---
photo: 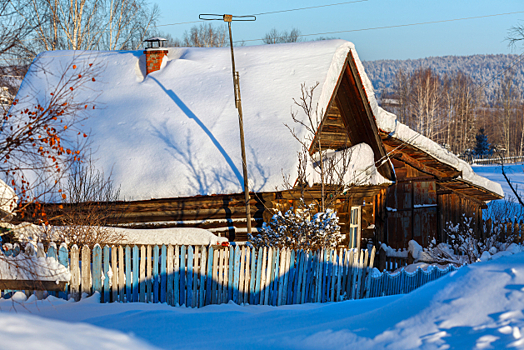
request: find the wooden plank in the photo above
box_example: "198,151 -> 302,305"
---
268,248 -> 277,306
249,247 -> 256,305
0,280 -> 67,291
233,245 -> 241,304
125,246 -> 131,302
139,246 -> 146,303
187,246 -> 193,308
199,246 -> 207,308
259,247 -> 268,305
103,245 -> 110,303
132,246 -> 139,302
153,245 -> 160,303
277,248 -> 286,306
160,245 -> 166,303
287,249 -> 295,305
47,245 -> 57,297
81,245 -> 91,297
272,248 -> 280,306
58,245 -> 69,300
301,251 -> 308,304
228,246 -> 234,302
192,246 -> 199,308
92,245 -> 103,296
70,245 -> 80,301
167,245 -> 174,306
330,249 -> 337,302
180,245 -> 186,306
174,245 -> 180,306
336,248 -> 343,302
294,250 -> 303,305
217,248 -> 224,303
238,246 -> 246,304
211,247 -> 219,304
111,245 -> 118,302
243,247 -> 251,304
254,247 -> 263,305
206,247 -> 214,306
145,245 -> 151,303
263,247 -> 271,305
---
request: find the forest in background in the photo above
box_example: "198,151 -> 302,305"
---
363,54 -> 524,157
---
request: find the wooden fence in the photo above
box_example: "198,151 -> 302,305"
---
367,264 -> 459,297
0,243 -> 458,306
467,155 -> 524,165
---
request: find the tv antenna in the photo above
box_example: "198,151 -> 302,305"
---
199,14 -> 256,236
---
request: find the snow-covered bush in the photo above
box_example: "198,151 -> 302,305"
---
249,200 -> 342,250
420,214 -> 516,264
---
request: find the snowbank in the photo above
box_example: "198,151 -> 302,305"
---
0,249 -> 70,282
114,227 -> 229,246
5,252 -> 524,348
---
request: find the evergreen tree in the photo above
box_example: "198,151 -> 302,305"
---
474,128 -> 492,156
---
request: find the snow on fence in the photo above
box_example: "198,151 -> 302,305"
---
468,155 -> 524,165
0,244 -> 457,305
367,264 -> 459,298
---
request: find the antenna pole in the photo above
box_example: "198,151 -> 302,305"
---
224,17 -> 252,236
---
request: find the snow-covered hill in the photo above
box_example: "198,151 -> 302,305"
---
363,54 -> 524,102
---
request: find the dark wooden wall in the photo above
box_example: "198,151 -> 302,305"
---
384,159 -> 485,249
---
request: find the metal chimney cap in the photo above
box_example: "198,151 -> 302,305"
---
144,37 -> 167,49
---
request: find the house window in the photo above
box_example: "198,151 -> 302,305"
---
349,206 -> 361,249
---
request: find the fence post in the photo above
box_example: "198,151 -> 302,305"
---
154,245 -> 160,304
81,245 -> 91,297
160,245 -> 166,304
111,246 -> 118,302
167,245 -> 174,306
92,245 -> 102,298
205,246 -> 213,306
103,245 -> 110,303
199,246 -> 206,308
70,245 -> 80,301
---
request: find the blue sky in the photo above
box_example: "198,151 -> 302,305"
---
153,0 -> 524,61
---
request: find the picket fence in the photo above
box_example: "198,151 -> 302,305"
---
367,264 -> 459,298
1,243 -> 458,306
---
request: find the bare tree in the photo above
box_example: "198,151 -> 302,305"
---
3,55 -> 103,220
169,23 -> 227,48
263,28 -> 301,44
13,0 -> 159,56
508,22 -> 524,48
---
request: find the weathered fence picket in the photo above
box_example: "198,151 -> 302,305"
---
0,243 -> 460,308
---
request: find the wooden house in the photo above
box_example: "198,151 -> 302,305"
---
12,40 -> 502,250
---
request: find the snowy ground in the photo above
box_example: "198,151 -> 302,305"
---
471,163 -> 524,201
3,252 -> 524,349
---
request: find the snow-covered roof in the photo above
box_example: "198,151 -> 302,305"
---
13,40 -> 387,200
308,143 -> 391,187
0,179 -> 17,216
375,108 -> 504,197
12,40 -> 500,200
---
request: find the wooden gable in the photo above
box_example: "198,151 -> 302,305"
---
310,51 -> 395,181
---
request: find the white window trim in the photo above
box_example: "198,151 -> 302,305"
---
349,206 -> 361,250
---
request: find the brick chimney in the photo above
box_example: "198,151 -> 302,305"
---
143,37 -> 168,75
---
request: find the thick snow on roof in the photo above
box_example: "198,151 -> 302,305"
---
308,143 -> 391,187
375,108 -> 503,197
14,40 -> 382,200
14,40 -> 498,200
